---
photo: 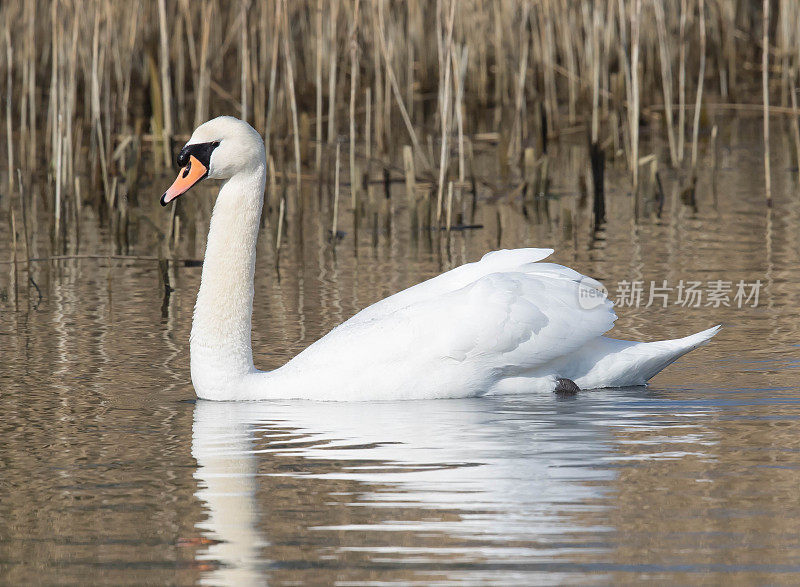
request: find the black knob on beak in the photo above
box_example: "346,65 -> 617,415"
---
177,147 -> 190,168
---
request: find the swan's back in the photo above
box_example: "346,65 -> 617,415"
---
269,249 -> 622,400
350,248 -> 589,320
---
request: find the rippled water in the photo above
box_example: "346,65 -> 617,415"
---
2,117 -> 800,584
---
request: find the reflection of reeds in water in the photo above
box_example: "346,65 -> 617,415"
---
0,0 -> 798,257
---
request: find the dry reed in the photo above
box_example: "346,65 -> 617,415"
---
0,0 -> 794,256
762,0 -> 772,205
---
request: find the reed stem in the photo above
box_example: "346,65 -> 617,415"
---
762,0 -> 772,205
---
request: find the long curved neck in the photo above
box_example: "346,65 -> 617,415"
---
190,164 -> 266,393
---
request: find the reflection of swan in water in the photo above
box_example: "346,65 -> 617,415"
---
192,395 -> 681,584
191,402 -> 266,586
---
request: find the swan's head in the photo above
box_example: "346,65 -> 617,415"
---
160,116 -> 265,206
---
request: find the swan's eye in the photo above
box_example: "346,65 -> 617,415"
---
212,141 -> 221,148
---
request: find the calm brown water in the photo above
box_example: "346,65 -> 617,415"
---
2,117 -> 800,585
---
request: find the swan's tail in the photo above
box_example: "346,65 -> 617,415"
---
668,324 -> 722,350
633,325 -> 721,381
568,325 -> 722,389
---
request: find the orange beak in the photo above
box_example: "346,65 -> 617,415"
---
160,155 -> 209,206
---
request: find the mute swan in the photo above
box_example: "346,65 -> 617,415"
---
161,116 -> 720,401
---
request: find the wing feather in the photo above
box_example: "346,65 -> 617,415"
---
288,250 -> 616,391
420,271 -> 616,374
352,248 -> 555,323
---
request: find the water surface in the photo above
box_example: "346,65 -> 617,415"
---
2,117 -> 800,584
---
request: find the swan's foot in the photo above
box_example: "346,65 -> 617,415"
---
554,377 -> 580,395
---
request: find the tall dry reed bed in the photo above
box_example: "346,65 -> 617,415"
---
0,0 -> 798,260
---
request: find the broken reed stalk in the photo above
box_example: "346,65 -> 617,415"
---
382,17 -> 393,148
255,7 -> 266,132
601,3 -> 613,121
24,2 -> 36,170
16,169 -> 30,261
9,208 -> 17,308
365,86 -> 372,203
275,195 -> 285,252
435,0 -> 456,224
762,0 -> 772,205
167,194 -> 178,253
4,21 -> 13,195
45,1 -> 54,169
508,3 -> 530,160
90,11 -> 110,202
327,0 -> 339,144
690,0 -> 706,175
263,0 -> 281,153
55,114 -> 63,240
10,208 -> 17,265
332,141 -> 341,237
543,9 -> 560,138
374,0 -> 427,169
710,123 -> 719,193
315,0 -> 323,171
65,14 -> 79,185
590,2 -> 601,147
563,5 -> 578,123
349,0 -> 361,209
653,0 -> 677,167
678,0 -> 687,162
630,0 -> 642,190
445,180 -> 453,232
157,0 -> 173,167
615,0 -> 633,172
402,144 -> 416,204
370,8 -> 384,153
240,0 -> 250,122
267,153 -> 277,210
406,1 -> 416,119
790,70 -> 800,187
452,46 -> 467,184
194,2 -> 213,129
281,0 -> 302,196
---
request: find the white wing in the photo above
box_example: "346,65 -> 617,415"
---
384,268 -> 616,376
352,248 -> 557,322
287,250 -> 616,395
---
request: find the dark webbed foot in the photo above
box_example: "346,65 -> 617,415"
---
554,377 -> 580,395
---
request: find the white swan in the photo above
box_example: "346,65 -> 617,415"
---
161,116 -> 720,401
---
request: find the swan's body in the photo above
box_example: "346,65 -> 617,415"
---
163,117 -> 719,402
